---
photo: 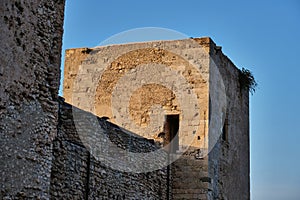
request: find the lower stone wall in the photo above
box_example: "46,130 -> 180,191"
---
89,161 -> 167,199
50,98 -> 168,199
171,154 -> 211,200
51,140 -> 89,199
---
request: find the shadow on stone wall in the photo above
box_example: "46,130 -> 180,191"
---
50,97 -> 168,199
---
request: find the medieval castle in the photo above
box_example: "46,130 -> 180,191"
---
0,1 -> 250,199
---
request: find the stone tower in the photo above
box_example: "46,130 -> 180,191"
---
63,38 -> 250,199
0,1 -> 249,198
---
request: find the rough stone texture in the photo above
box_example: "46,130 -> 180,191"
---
51,98 -> 168,199
63,38 -> 250,199
63,39 -> 210,152
171,156 -> 210,199
0,5 -> 249,197
0,0 -> 65,199
208,43 -> 250,200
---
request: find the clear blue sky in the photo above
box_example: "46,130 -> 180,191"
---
60,1 -> 300,199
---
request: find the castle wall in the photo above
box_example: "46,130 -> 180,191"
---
63,38 -> 211,152
63,38 -> 250,199
0,0 -> 249,198
0,0 -> 65,198
208,43 -> 250,199
51,98 -> 168,199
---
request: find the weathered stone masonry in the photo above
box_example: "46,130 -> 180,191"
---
63,38 -> 250,199
209,47 -> 250,200
51,97 -> 168,199
0,0 -> 65,199
63,39 -> 211,153
0,0 -> 250,199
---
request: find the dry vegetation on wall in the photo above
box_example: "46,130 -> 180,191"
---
239,67 -> 258,95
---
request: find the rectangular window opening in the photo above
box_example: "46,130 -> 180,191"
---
164,114 -> 179,153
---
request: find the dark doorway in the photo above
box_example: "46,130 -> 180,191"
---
164,114 -> 179,153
